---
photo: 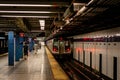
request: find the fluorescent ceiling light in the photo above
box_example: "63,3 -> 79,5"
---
31,30 -> 45,32
0,15 -> 50,18
73,3 -> 85,6
39,20 -> 45,26
41,26 -> 45,30
0,4 -> 53,7
116,33 -> 120,36
66,19 -> 70,24
0,11 -> 56,13
87,0 -> 94,6
39,20 -> 45,30
76,6 -> 86,16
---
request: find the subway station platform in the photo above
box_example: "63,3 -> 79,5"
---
0,46 -> 68,80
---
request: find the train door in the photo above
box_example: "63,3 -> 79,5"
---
59,41 -> 64,54
65,40 -> 71,53
53,39 -> 59,53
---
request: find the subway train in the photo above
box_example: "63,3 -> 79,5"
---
46,38 -> 72,58
73,27 -> 120,80
46,27 -> 120,80
0,35 -> 8,54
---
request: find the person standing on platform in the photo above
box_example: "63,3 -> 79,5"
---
24,42 -> 28,60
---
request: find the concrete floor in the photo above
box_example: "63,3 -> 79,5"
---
0,46 -> 54,80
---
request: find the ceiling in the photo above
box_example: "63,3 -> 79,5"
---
0,0 -> 73,37
0,0 -> 120,40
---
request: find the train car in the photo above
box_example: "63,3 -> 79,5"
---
0,33 -> 8,54
46,37 -> 72,58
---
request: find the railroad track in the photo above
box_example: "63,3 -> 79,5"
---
57,59 -> 102,80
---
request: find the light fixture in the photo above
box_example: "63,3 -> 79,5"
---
65,19 -> 70,25
76,6 -> 86,16
0,15 -> 50,18
41,26 -> 45,30
0,4 -> 53,7
60,26 -> 63,30
86,0 -> 94,6
0,11 -> 56,13
39,20 -> 45,30
39,20 -> 45,26
115,33 -> 120,36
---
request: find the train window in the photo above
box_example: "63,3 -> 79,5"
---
3,40 -> 5,47
53,41 -> 59,52
5,40 -> 8,47
65,41 -> 69,46
65,41 -> 70,52
4,40 -> 6,47
1,41 -> 2,48
53,41 -> 58,46
0,40 -> 1,48
5,40 -> 7,47
2,40 -> 4,48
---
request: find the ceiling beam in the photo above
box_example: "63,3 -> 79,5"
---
0,15 -> 56,18
0,13 -> 58,17
0,7 -> 66,13
0,1 -> 70,7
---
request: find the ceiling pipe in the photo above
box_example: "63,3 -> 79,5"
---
55,0 -> 95,37
45,1 -> 86,41
15,18 -> 29,32
45,0 -> 95,41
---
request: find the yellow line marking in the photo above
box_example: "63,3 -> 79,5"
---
45,47 -> 70,80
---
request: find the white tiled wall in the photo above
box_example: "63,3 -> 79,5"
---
73,27 -> 120,79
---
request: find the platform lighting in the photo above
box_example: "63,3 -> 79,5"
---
115,33 -> 120,36
76,6 -> 86,16
0,15 -> 50,18
66,19 -> 70,24
0,4 -> 53,7
0,11 -> 55,13
41,26 -> 45,30
39,20 -> 45,30
75,0 -> 94,16
60,26 -> 63,30
39,20 -> 45,26
86,0 -> 94,6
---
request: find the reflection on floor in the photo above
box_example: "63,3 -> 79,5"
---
0,46 -> 54,80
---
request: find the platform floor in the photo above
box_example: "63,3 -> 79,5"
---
0,46 -> 54,80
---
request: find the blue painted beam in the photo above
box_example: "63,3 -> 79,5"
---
8,31 -> 14,66
15,35 -> 20,61
19,36 -> 24,59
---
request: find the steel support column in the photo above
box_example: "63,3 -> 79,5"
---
19,36 -> 24,58
15,35 -> 20,61
8,31 -> 14,66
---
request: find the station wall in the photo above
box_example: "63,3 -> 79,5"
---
73,27 -> 120,80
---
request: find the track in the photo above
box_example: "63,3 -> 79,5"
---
57,59 -> 102,80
